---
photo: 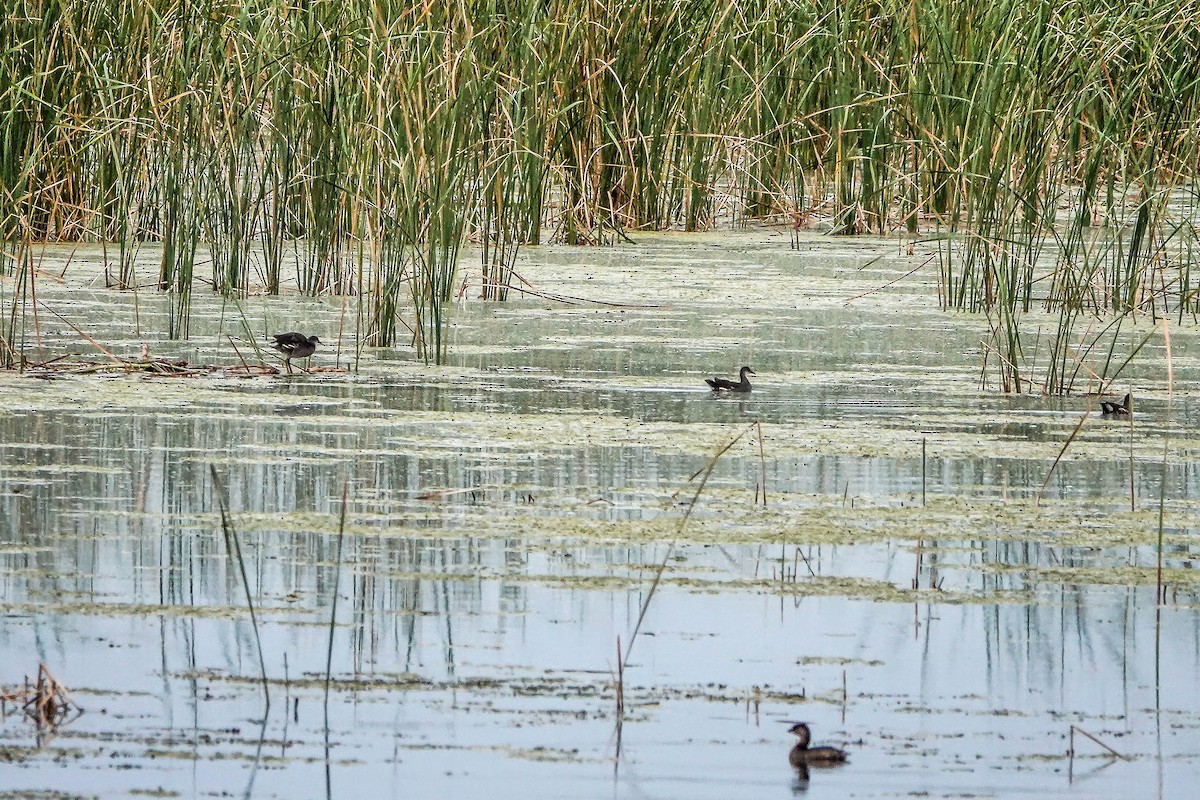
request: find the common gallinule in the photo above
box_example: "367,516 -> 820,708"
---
787,722 -> 848,767
271,332 -> 320,374
1100,392 -> 1132,417
705,365 -> 755,392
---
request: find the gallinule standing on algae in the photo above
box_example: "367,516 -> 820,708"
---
705,366 -> 755,392
787,722 -> 848,767
271,332 -> 321,374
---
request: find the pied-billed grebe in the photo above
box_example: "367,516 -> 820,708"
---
271,332 -> 321,374
787,722 -> 848,767
705,366 -> 755,393
1100,392 -> 1132,417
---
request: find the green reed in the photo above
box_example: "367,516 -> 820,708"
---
0,243 -> 31,369
3,1 -> 1199,370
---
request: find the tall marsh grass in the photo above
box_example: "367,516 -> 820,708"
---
2,1 -> 1199,376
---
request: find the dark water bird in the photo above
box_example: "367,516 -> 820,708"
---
788,722 -> 848,768
705,365 -> 755,392
270,332 -> 321,374
1100,392 -> 1132,417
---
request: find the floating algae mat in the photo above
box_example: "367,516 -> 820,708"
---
2,231 -> 1199,799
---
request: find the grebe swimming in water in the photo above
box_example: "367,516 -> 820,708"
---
787,722 -> 848,768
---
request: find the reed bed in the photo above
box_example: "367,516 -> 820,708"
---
2,1 -> 1199,379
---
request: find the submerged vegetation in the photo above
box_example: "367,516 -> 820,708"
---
2,0 -> 1199,383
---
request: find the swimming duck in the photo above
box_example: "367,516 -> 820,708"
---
787,722 -> 848,767
705,366 -> 755,392
1100,392 -> 1132,417
270,332 -> 321,374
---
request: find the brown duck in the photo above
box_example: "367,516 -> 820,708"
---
705,366 -> 754,392
788,722 -> 848,767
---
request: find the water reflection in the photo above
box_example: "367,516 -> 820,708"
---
2,235 -> 1199,799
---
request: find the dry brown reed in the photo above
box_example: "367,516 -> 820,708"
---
1,662 -> 82,730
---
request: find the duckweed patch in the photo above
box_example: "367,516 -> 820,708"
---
490,745 -> 589,763
993,563 -> 1200,590
208,492 -> 1200,559
0,601 -> 318,621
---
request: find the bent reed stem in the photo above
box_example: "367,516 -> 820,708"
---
210,465 -> 270,711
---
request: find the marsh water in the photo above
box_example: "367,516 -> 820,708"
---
2,231 -> 1199,799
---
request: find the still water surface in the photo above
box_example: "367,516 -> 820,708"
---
2,231 -> 1199,798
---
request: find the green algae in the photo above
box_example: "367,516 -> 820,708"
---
490,745 -> 589,763
128,790 -> 181,798
0,601 -> 318,620
28,485 -> 1196,618
796,656 -> 885,667
991,563 -> 1200,588
0,746 -> 36,765
203,491 -> 1200,555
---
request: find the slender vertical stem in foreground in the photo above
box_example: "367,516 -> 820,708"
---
613,635 -> 624,764
1155,322 -> 1173,604
623,425 -> 753,669
323,479 -> 350,800
324,480 -> 351,708
921,437 -> 927,506
210,466 -> 270,710
756,421 -> 768,507
1129,394 -> 1136,514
